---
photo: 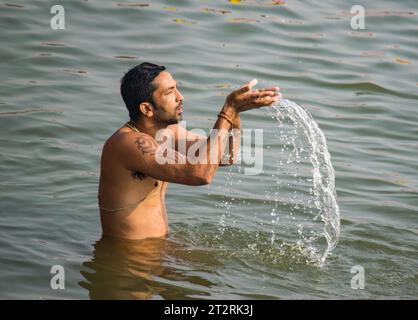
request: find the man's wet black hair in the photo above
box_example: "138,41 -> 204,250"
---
120,62 -> 166,121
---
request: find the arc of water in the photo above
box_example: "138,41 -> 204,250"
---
266,99 -> 341,263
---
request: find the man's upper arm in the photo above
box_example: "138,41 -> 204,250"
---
118,132 -> 209,186
166,123 -> 237,166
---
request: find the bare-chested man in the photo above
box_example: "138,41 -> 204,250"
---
98,62 -> 280,240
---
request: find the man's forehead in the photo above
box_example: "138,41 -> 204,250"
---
153,71 -> 176,90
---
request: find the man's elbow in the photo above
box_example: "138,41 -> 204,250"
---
195,174 -> 212,186
187,165 -> 216,186
193,169 -> 213,186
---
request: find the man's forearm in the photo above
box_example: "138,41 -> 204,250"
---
220,113 -> 241,166
194,103 -> 237,179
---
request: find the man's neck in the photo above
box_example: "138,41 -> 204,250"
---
133,120 -> 167,139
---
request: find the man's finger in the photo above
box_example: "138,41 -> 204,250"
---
249,91 -> 279,99
248,78 -> 258,89
237,78 -> 258,94
258,87 -> 280,93
237,85 -> 250,94
253,95 -> 280,106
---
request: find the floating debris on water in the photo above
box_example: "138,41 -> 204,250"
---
113,55 -> 138,60
63,69 -> 88,75
115,3 -> 150,8
173,18 -> 197,25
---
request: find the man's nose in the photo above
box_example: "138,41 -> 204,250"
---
175,89 -> 184,102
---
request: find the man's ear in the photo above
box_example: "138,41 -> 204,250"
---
139,102 -> 154,118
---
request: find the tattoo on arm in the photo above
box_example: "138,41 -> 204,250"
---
134,134 -> 187,164
134,135 -> 157,156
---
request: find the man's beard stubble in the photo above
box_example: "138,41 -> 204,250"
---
152,100 -> 182,125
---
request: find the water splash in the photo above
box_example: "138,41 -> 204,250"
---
213,98 -> 341,266
268,99 -> 341,264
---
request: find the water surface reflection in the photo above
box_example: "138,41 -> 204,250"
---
79,236 -> 216,299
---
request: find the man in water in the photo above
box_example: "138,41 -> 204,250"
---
98,62 -> 280,240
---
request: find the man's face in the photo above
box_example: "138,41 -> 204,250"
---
150,71 -> 184,125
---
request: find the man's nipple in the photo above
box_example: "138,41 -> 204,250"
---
155,181 -> 158,187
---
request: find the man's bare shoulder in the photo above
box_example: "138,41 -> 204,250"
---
104,127 -> 158,158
